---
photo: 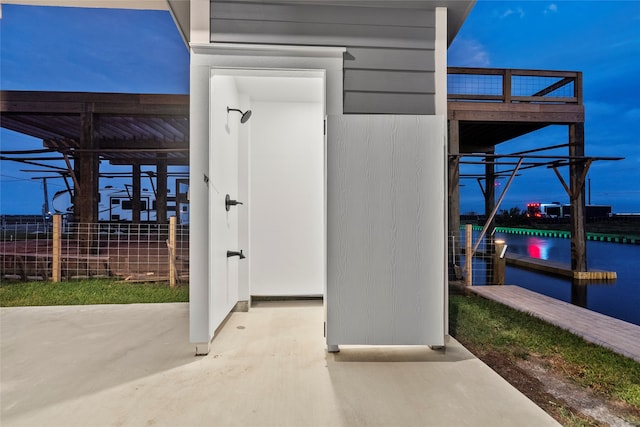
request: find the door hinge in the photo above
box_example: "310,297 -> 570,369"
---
324,321 -> 326,338
324,119 -> 326,136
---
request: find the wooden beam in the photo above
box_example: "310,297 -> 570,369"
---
552,166 -> 571,197
569,123 -> 587,272
449,102 -> 584,123
76,107 -> 99,224
132,164 -> 141,224
448,119 -> 461,280
1,90 -> 188,114
532,77 -> 574,97
156,155 -> 168,224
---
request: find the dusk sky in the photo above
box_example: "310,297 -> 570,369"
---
1,1 -> 639,215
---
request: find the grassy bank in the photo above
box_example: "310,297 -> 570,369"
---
0,279 -> 189,307
450,293 -> 640,424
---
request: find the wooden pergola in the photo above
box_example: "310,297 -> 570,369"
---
446,67 -> 611,274
0,90 -> 189,225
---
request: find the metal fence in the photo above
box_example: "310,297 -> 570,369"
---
0,217 -> 188,284
447,67 -> 581,104
450,224 -> 506,286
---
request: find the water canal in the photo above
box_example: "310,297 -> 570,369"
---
494,232 -> 640,326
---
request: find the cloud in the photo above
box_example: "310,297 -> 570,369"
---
544,4 -> 558,14
447,37 -> 491,68
501,7 -> 525,19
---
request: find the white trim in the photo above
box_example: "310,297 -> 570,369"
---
190,43 -> 346,58
434,7 -> 448,116
190,0 -> 209,44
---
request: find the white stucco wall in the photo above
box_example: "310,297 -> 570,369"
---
248,100 -> 324,296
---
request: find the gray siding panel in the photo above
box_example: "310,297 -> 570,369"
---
212,2 -> 435,27
345,47 -> 435,72
344,69 -> 434,94
345,92 -> 436,115
211,19 -> 435,49
211,1 -> 437,114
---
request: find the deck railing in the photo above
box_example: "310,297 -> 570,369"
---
448,67 -> 583,104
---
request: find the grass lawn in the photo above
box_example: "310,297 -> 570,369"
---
0,279 -> 188,307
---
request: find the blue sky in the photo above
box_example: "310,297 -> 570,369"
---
0,4 -> 189,215
449,1 -> 640,214
1,1 -> 639,215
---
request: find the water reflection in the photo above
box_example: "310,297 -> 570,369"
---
571,280 -> 587,308
527,237 -> 551,260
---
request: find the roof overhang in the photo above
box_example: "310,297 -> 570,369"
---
0,0 -> 190,46
1,0 -> 475,47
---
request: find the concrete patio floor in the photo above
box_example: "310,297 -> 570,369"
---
1,300 -> 559,426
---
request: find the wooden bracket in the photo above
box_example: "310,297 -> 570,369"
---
62,152 -> 80,194
448,156 -> 460,197
552,159 -> 593,201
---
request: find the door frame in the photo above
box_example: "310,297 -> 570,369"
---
189,43 -> 345,353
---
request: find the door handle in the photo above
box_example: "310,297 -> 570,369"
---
225,194 -> 243,211
227,250 -> 246,259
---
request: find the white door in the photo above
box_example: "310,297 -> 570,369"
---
326,115 -> 447,348
209,75 -> 242,331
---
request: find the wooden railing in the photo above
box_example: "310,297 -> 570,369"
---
448,67 -> 583,105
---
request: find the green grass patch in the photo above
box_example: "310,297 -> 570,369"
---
0,279 -> 188,307
449,293 -> 640,409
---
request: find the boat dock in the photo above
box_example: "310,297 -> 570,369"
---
505,253 -> 617,280
470,285 -> 640,363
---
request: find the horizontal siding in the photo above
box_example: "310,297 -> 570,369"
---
211,1 -> 437,114
345,47 -> 435,72
212,2 -> 435,27
211,19 -> 435,49
344,70 -> 434,94
344,92 -> 436,115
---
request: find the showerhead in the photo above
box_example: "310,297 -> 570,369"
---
227,107 -> 252,124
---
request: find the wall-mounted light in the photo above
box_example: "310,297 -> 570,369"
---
227,107 -> 252,124
495,239 -> 508,259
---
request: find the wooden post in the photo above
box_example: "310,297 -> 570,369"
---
448,120 -> 461,280
569,123 -> 587,272
503,69 -> 512,103
132,163 -> 141,224
77,107 -> 99,225
485,149 -> 496,240
493,239 -> 507,285
465,224 -> 473,286
156,155 -> 168,224
52,214 -> 62,283
168,216 -> 177,288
